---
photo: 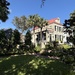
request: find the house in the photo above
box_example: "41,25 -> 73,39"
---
31,18 -> 68,48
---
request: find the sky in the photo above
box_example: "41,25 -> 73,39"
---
0,0 -> 75,29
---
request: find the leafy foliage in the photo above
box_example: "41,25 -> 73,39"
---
0,0 -> 10,22
12,16 -> 28,33
13,29 -> 20,45
63,11 -> 75,68
27,14 -> 48,48
0,29 -> 7,54
25,30 -> 32,45
0,29 -> 21,55
34,45 -> 41,53
64,10 -> 75,46
60,48 -> 75,65
45,42 -> 54,50
25,30 -> 34,51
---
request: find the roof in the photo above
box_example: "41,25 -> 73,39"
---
48,18 -> 58,24
33,18 -> 62,30
48,18 -> 62,25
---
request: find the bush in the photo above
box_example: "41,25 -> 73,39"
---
45,42 -> 54,50
34,45 -> 41,53
60,48 -> 75,65
61,44 -> 71,49
53,41 -> 59,47
44,42 -> 63,56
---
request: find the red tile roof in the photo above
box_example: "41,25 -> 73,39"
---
48,18 -> 58,24
48,18 -> 62,25
33,18 -> 62,30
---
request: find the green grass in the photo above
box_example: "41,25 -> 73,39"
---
60,44 -> 71,49
0,55 -> 75,75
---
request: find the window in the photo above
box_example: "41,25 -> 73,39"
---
42,31 -> 46,40
59,35 -> 61,41
57,26 -> 59,32
55,26 -> 56,31
36,32 -> 40,42
61,27 -> 63,32
59,27 -> 61,32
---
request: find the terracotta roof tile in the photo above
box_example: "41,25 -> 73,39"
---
48,18 -> 58,24
48,18 -> 62,25
33,18 -> 62,30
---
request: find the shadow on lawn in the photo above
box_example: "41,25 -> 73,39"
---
0,55 -> 73,75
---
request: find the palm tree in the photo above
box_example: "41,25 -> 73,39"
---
27,14 -> 40,46
27,14 -> 48,48
37,18 -> 48,48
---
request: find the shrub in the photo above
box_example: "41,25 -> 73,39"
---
60,48 -> 75,65
45,42 -> 54,50
34,45 -> 41,53
53,41 -> 59,48
61,44 -> 71,49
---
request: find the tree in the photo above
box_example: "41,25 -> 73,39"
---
27,14 -> 48,48
63,10 -> 75,65
0,0 -> 10,22
27,14 -> 40,46
12,16 -> 28,33
12,29 -> 20,45
5,28 -> 12,40
4,28 -> 13,54
13,14 -> 48,49
0,29 -> 7,54
11,29 -> 21,53
25,30 -> 32,50
37,17 -> 48,48
64,10 -> 75,46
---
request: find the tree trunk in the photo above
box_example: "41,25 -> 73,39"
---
33,29 -> 35,47
40,27 -> 43,49
33,26 -> 36,47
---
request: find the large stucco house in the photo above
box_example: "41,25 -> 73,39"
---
31,18 -> 68,48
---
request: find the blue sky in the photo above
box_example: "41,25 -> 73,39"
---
0,0 -> 75,29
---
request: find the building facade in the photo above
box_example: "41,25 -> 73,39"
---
31,18 -> 68,48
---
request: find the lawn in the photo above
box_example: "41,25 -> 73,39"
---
61,44 -> 71,49
0,55 -> 75,75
